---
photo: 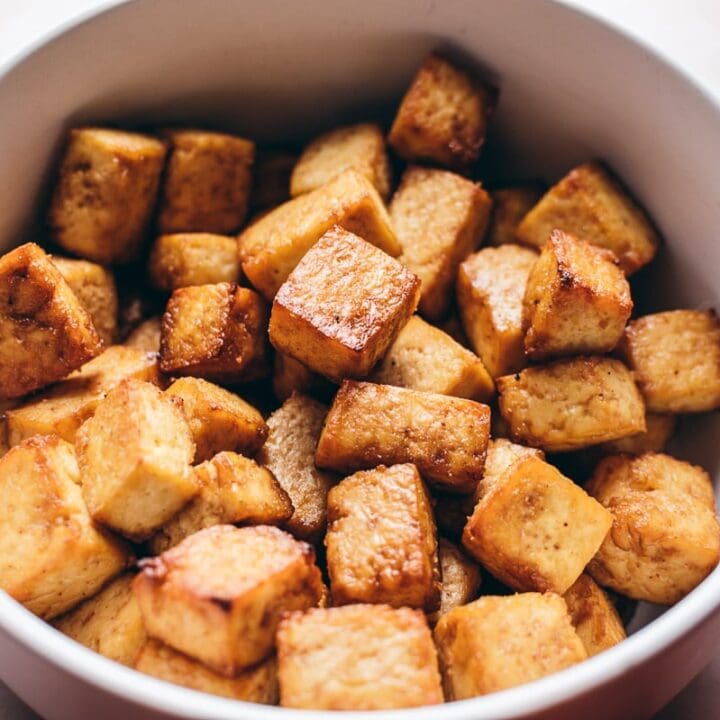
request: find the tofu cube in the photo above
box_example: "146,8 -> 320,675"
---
160,283 -> 268,383
269,227 -> 420,382
157,129 -> 254,234
486,183 -> 544,246
522,230 -> 632,359
462,455 -> 612,593
0,243 -> 102,398
475,437 -> 544,502
0,435 -> 129,619
272,352 -> 331,403
133,524 -> 323,675
388,53 -> 494,169
586,453 -> 720,604
239,168 -> 400,299
316,380 -> 491,493
48,128 -> 166,264
428,538 -> 482,624
515,161 -> 659,275
290,123 -> 391,200
124,316 -> 162,353
600,412 -> 676,455
434,593 -> 586,698
620,309 -> 720,413
326,463 -> 440,610
277,604 -> 443,710
497,356 -> 646,451
457,244 -> 538,378
251,149 -> 295,212
390,166 -> 493,320
76,379 -> 197,541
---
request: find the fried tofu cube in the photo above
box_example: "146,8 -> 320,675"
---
149,233 -> 240,291
475,437 -> 544,501
522,230 -> 632,359
136,640 -> 278,703
515,161 -> 659,274
239,168 -> 400,299
291,123 -> 391,200
272,352 -> 331,402
0,435 -> 129,619
277,604 -> 443,710
497,356 -> 646,451
371,315 -> 494,401
586,453 -> 720,604
157,129 -> 254,234
316,380 -> 490,493
76,379 -> 197,541
160,283 -> 268,383
486,183 -> 544,246
620,309 -> 720,413
434,593 -> 586,698
600,412 -> 676,455
457,244 -> 538,378
133,524 -> 323,675
563,574 -> 626,657
54,574 -> 145,666
388,53 -> 494,169
0,243 -> 102,398
258,393 -> 336,543
124,316 -> 162,352
390,166 -> 492,320
269,227 -> 420,382
51,256 -> 118,344
326,464 -> 440,610
48,128 -> 166,264
6,345 -> 162,446
251,149 -> 296,212
428,539 -> 482,624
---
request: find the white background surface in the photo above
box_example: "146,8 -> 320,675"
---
0,0 -> 718,718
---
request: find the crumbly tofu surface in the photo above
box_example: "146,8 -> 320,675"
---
48,128 -> 166,264
0,243 -> 102,398
474,438 -> 545,502
390,166 -> 492,320
133,524 -> 323,675
428,538 -> 482,624
277,604 -> 443,710
620,309 -> 720,413
457,244 -> 538,378
586,453 -> 720,604
316,380 -> 491,493
487,184 -> 544,246
269,227 -> 420,382
123,316 -> 162,353
0,435 -> 128,619
600,412 -> 676,455
326,464 -> 441,610
497,356 -> 646,451
272,352 -> 330,403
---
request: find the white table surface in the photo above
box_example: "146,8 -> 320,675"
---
0,1 -> 719,718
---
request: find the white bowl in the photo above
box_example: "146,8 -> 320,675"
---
1,1 -> 720,718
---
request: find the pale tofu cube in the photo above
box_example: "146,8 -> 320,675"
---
428,538 -> 482,624
600,412 -> 676,455
123,316 -> 162,353
486,183 -> 544,246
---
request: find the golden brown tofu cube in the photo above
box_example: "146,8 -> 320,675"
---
239,168 -> 400,299
277,604 -> 443,710
291,123 -> 391,200
157,129 -> 254,234
272,352 -> 331,403
475,438 -> 545,501
390,166 -> 493,320
463,455 -> 612,593
371,315 -> 494,401
48,128 -> 167,264
522,230 -> 632,359
149,451 -> 292,554
124,316 -> 162,352
251,149 -> 296,212
0,243 -> 102,398
434,593 -> 586,698
586,453 -> 720,604
160,283 -> 268,383
486,183 -> 544,246
563,574 -> 626,657
326,464 -> 440,610
457,244 -> 538,378
497,356 -> 646,452
428,538 -> 482,624
136,639 -> 278,703
600,412 -> 676,455
269,227 -> 420,382
620,309 -> 720,413
76,379 -> 197,541
0,435 -> 129,619
515,161 -> 659,275
133,524 -> 323,675
317,380 -> 490,493
54,574 -> 145,666
51,256 -> 118,344
258,393 -> 336,543
388,53 -> 494,169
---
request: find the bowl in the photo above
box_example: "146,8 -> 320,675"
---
1,1 -> 720,718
